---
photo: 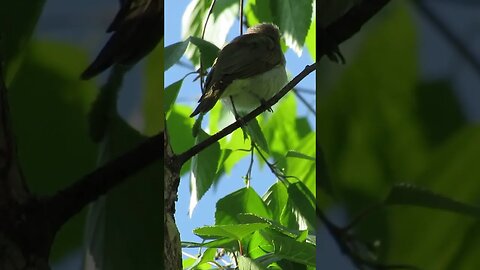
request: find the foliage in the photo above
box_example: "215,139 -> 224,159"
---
319,2 -> 480,269
166,0 -> 316,269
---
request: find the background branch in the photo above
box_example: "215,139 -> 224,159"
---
45,132 -> 163,229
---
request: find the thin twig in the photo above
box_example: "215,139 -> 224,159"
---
239,0 -> 244,35
200,0 -> 217,92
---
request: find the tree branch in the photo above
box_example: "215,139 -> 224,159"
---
0,57 -> 30,207
175,63 -> 317,167
45,132 -> 163,229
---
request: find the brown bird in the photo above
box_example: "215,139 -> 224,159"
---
190,23 -> 287,117
81,0 -> 163,79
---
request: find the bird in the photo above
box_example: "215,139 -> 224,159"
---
190,23 -> 288,118
81,0 -> 164,80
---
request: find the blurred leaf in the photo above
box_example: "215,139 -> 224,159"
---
182,0 -> 237,66
144,40 -> 164,135
216,188 -> 272,225
83,117 -> 163,270
319,3 -> 424,208
271,0 -> 313,56
8,41 -> 97,260
189,129 -> 221,216
164,40 -> 189,71
194,223 -> 269,240
0,0 -> 45,82
376,126 -> 480,269
414,80 -> 465,147
385,183 -> 480,218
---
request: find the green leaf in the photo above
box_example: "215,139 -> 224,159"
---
261,230 -> 315,266
186,247 -> 218,269
143,40 -> 164,135
216,188 -> 272,225
286,150 -> 315,161
271,0 -> 313,56
8,41 -> 97,260
190,129 -> 221,215
263,94 -> 300,158
238,255 -> 268,270
0,0 -> 45,82
245,0 -> 274,26
84,117 -> 163,270
164,79 -> 184,115
182,0 -> 237,66
164,40 -> 189,71
188,36 -> 220,69
304,17 -> 315,60
386,184 -> 480,218
262,182 -> 293,227
245,117 -> 270,154
286,133 -> 316,195
194,223 -> 269,240
287,182 -> 316,232
167,105 -> 195,153
318,2 -> 423,208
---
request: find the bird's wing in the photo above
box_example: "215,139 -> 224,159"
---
211,33 -> 283,85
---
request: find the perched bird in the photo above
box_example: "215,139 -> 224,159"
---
190,23 -> 288,118
81,0 -> 164,79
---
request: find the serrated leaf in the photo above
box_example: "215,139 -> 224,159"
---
216,188 -> 272,225
271,0 -> 313,56
385,183 -> 480,218
194,223 -> 269,240
261,230 -> 315,266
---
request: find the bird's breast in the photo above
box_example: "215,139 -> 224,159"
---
220,64 -> 288,114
